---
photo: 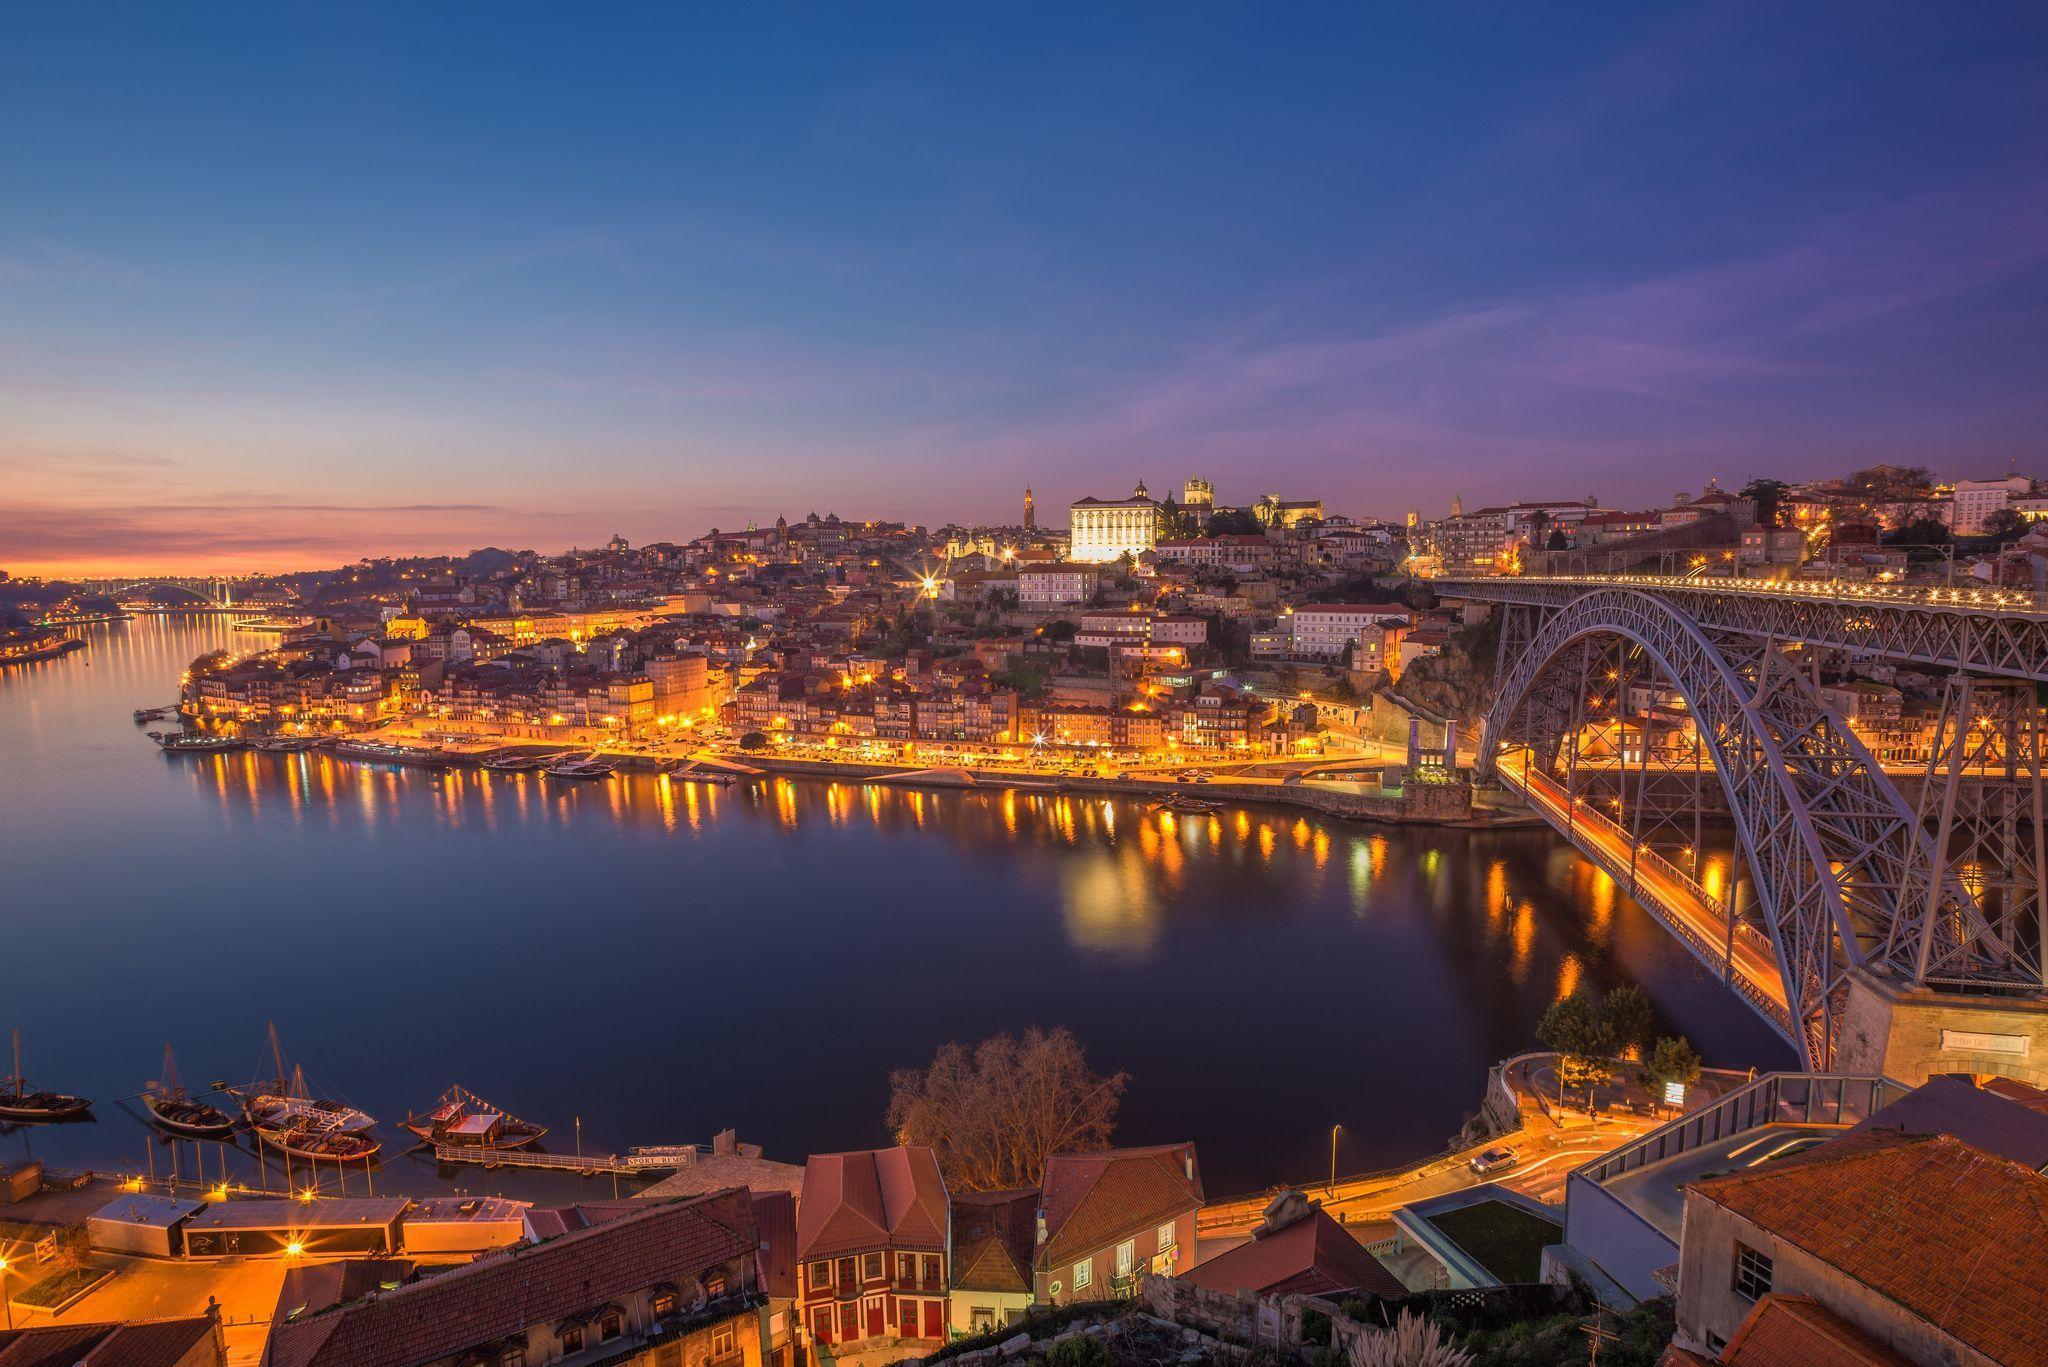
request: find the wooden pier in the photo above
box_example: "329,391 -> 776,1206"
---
430,1144 -> 693,1176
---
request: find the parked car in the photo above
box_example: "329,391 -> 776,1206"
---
1468,1146 -> 1518,1176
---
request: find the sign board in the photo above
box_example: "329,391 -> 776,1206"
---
1663,1082 -> 1687,1107
34,1234 -> 57,1265
1941,1030 -> 2029,1056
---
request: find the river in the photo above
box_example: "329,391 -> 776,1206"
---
0,616 -> 1793,1200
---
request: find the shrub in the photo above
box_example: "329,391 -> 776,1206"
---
1047,1335 -> 1113,1367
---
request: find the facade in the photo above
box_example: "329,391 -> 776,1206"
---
795,1147 -> 952,1353
1951,475 -> 2031,535
1069,482 -> 1163,563
1286,604 -> 1411,660
1034,1144 -> 1204,1304
263,1189 -> 770,1367
948,1188 -> 1038,1336
1016,564 -> 1099,609
1151,536 -> 1276,572
1671,1130 -> 2046,1365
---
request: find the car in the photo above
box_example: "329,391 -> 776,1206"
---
1468,1146 -> 1517,1176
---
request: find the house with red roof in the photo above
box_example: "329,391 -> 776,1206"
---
794,1147 -> 951,1351
0,1316 -> 223,1367
1179,1191 -> 1403,1301
947,1188 -> 1038,1337
263,1189 -> 768,1367
1034,1143 -> 1203,1305
1671,1129 -> 2048,1366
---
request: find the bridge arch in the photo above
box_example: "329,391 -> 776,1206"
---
1479,589 -> 1999,1068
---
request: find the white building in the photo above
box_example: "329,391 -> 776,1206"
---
1951,476 -> 2031,535
1286,604 -> 1412,659
1016,563 -> 1098,609
1069,481 -> 1163,563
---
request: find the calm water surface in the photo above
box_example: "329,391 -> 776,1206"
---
0,617 -> 1793,1197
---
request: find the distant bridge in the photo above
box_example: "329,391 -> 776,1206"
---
74,576 -> 238,609
1440,573 -> 2048,1081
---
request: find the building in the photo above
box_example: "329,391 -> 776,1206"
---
1034,1143 -> 1204,1303
1286,604 -> 1411,660
1069,482 -> 1163,563
949,1188 -> 1038,1336
1671,1130 -> 2048,1365
1952,475 -> 2031,535
1179,1191 -> 1404,1300
1023,486 -> 1036,530
264,1189 -> 769,1367
0,1316 -> 225,1367
1015,563 -> 1099,609
1182,476 -> 1214,510
795,1147 -> 952,1352
1151,536 -> 1276,573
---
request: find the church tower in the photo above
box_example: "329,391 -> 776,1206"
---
1023,487 -> 1036,530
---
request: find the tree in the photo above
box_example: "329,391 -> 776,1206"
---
1537,990 -> 1617,1109
1740,478 -> 1789,528
1347,1310 -> 1471,1367
1546,528 -> 1569,551
1844,464 -> 1932,503
887,1027 -> 1128,1191
1644,1036 -> 1703,1097
1600,984 -> 1656,1060
738,730 -> 769,750
1889,516 -> 1953,547
1981,508 -> 2028,544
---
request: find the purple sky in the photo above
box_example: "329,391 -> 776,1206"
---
5,3 -> 2047,574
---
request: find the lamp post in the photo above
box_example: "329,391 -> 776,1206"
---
1328,1125 -> 1342,1195
0,1252 -> 12,1331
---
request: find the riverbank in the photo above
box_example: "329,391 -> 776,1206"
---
0,635 -> 86,667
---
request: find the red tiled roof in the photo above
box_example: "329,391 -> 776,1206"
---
0,1317 -> 217,1367
1692,1132 -> 2048,1367
1717,1295 -> 1910,1366
1039,1144 -> 1203,1270
752,1190 -> 800,1299
950,1188 -> 1038,1294
265,1189 -> 758,1367
795,1147 -> 949,1261
1180,1206 -> 1404,1300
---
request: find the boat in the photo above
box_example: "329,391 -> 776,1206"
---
544,756 -> 616,780
402,1084 -> 548,1150
1157,795 -> 1223,815
480,751 -> 547,773
0,1028 -> 93,1122
143,1044 -> 236,1138
237,1024 -> 376,1133
148,731 -> 248,754
253,735 -> 321,753
254,1119 -> 382,1162
330,738 -> 449,767
133,705 -> 176,724
665,765 -> 736,785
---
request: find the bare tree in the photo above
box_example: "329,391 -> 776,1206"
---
887,1027 -> 1128,1191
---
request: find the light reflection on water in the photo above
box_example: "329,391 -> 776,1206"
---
0,616 -> 1796,1193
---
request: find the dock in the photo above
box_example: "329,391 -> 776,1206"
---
430,1144 -> 691,1176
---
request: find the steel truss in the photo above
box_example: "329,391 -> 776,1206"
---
1480,590 -> 2010,1067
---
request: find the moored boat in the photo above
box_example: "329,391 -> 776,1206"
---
143,1043 -> 236,1138
254,1119 -> 381,1162
253,735 -> 321,753
1157,795 -> 1223,814
667,766 -> 737,785
330,738 -> 449,767
480,751 -> 547,773
544,756 -> 615,780
237,1024 -> 376,1133
402,1084 -> 548,1150
0,1028 -> 93,1122
149,731 -> 248,754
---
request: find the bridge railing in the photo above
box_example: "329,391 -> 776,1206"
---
1449,571 -> 2048,616
1497,760 -> 1789,1031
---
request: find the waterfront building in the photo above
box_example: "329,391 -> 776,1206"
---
1069,482 -> 1163,563
1034,1144 -> 1203,1303
795,1147 -> 952,1351
264,1189 -> 769,1367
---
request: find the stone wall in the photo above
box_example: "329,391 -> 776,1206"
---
1837,967 -> 2048,1088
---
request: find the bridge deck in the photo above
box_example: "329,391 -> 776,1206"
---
1496,751 -> 1793,1038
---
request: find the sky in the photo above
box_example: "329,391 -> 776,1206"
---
4,3 -> 2047,575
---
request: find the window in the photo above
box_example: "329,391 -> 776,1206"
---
653,1291 -> 679,1318
706,1272 -> 728,1298
599,1313 -> 622,1343
1732,1243 -> 1773,1302
809,1261 -> 833,1290
923,1254 -> 942,1286
1115,1240 -> 1135,1276
863,1252 -> 884,1281
1073,1259 -> 1092,1290
561,1327 -> 584,1354
971,1308 -> 996,1333
499,1349 -> 525,1367
712,1327 -> 737,1359
899,1253 -> 916,1281
1156,1222 -> 1176,1252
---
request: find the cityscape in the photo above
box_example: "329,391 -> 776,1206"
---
4,7 -> 2048,1367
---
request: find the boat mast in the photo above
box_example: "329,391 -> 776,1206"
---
7,1027 -> 18,1090
267,1020 -> 287,1089
162,1042 -> 182,1096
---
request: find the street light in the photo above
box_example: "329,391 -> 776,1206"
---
1328,1124 -> 1342,1195
0,1253 -> 11,1330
